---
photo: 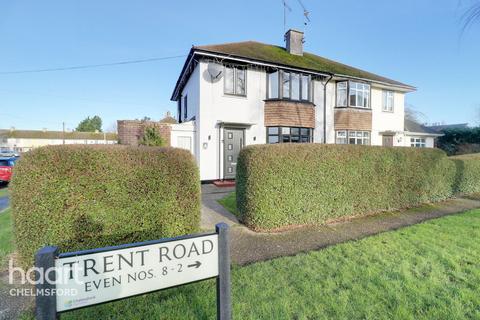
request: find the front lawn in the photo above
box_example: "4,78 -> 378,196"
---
0,208 -> 13,266
218,192 -> 240,219
54,209 -> 480,320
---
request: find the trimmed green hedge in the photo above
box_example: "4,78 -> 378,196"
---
451,153 -> 480,194
11,145 -> 200,268
237,144 -> 456,230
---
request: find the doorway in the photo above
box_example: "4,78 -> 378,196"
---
382,135 -> 394,147
223,128 -> 244,179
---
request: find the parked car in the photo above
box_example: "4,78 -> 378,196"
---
0,156 -> 17,184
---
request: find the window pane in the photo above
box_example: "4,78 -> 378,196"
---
268,135 -> 279,144
349,88 -> 357,106
268,72 -> 279,99
283,72 -> 290,98
363,89 -> 369,108
337,82 -> 347,106
268,127 -> 279,135
291,128 -> 300,135
224,67 -> 234,94
291,135 -> 300,143
236,68 -> 246,95
291,73 -> 300,100
282,135 -> 291,143
282,127 -> 290,135
301,128 -> 309,135
301,136 -> 310,142
301,75 -> 309,100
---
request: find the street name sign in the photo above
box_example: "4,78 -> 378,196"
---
35,223 -> 231,320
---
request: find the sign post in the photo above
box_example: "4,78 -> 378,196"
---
34,223 -> 231,320
216,223 -> 231,320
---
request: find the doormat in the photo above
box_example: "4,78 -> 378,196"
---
213,180 -> 236,187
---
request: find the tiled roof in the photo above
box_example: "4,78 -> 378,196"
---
404,119 -> 441,135
194,41 -> 415,89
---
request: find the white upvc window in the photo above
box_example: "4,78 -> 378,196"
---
336,130 -> 370,145
336,81 -> 370,108
224,65 -> 246,96
336,82 -> 348,107
335,130 -> 347,144
349,82 -> 370,108
411,137 -> 426,148
382,90 -> 394,112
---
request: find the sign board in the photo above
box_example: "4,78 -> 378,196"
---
35,223 -> 231,320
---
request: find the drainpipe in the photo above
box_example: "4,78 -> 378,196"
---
323,75 -> 333,144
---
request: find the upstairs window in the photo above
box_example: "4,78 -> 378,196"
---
224,65 -> 246,96
336,81 -> 371,108
382,90 -> 394,112
183,95 -> 188,120
336,82 -> 348,107
268,72 -> 279,99
267,70 -> 311,101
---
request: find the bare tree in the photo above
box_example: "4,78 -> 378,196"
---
405,104 -> 428,124
463,1 -> 480,30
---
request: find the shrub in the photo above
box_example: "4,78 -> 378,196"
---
237,144 -> 456,231
140,127 -> 166,147
11,145 -> 200,268
451,153 -> 480,194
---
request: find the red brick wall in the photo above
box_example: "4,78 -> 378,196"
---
117,120 -> 171,146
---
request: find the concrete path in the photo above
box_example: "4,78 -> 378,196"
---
200,184 -> 238,230
0,196 -> 9,213
200,185 -> 480,266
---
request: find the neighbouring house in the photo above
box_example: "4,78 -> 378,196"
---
0,128 -> 117,153
404,119 -> 443,148
167,29 -> 439,181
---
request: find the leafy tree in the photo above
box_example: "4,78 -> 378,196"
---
139,127 -> 165,147
76,116 -> 103,132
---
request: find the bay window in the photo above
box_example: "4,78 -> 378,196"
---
336,81 -> 371,108
336,130 -> 370,145
267,70 -> 311,101
268,71 -> 279,99
267,126 -> 312,144
224,65 -> 246,96
382,90 -> 394,112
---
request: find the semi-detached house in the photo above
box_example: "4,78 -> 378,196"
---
171,29 -> 440,181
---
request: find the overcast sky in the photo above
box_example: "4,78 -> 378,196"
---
0,0 -> 479,131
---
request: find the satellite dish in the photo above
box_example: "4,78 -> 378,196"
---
207,62 -> 223,79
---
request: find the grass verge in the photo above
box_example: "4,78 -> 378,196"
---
217,192 -> 240,219
0,208 -> 13,267
45,209 -> 480,320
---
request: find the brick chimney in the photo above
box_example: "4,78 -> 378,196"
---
285,29 -> 304,56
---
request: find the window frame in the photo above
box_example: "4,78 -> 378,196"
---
183,95 -> 188,120
382,90 -> 395,112
223,65 -> 247,97
267,70 -> 311,102
410,137 -> 426,148
335,130 -> 370,145
267,126 -> 313,144
336,81 -> 371,109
